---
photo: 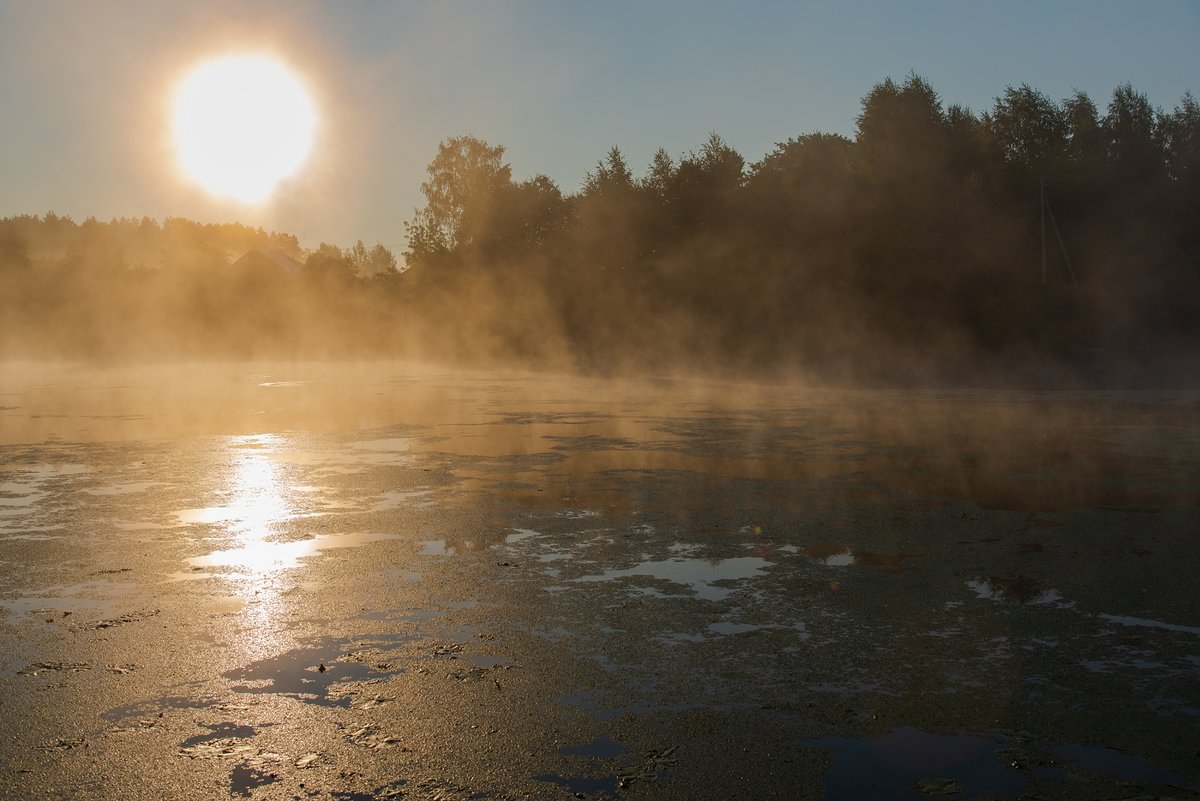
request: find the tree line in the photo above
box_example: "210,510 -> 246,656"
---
0,214 -> 401,358
400,75 -> 1200,380
2,75 -> 1197,382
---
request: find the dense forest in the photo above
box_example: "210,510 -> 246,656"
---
3,75 -> 1198,383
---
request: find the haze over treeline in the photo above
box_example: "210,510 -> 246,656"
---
3,75 -> 1198,382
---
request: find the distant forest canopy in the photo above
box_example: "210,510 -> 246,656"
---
2,75 -> 1198,381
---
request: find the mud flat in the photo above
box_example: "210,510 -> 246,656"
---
1,362 -> 1198,799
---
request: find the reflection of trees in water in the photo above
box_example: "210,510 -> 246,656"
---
971,575 -> 1058,604
441,527 -> 510,554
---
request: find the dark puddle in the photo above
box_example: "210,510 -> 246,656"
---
223,635 -> 413,707
180,722 -> 258,747
801,727 -> 1026,800
561,736 -> 630,759
102,694 -> 216,724
533,772 -> 621,799
231,764 -> 278,797
1048,743 -> 1198,790
563,691 -> 628,722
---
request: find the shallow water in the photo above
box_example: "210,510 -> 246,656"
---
1,361 -> 1198,799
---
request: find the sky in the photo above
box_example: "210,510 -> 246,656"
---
1,0 -> 1198,254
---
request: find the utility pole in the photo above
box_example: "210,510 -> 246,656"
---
1044,200 -> 1079,288
1039,177 -> 1079,288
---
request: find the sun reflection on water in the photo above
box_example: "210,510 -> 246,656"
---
178,434 -> 293,547
178,434 -> 302,590
178,434 -> 398,602
172,434 -> 303,655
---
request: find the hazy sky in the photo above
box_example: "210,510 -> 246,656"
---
1,1 -> 1197,253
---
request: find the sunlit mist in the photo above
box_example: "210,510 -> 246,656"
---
171,54 -> 317,203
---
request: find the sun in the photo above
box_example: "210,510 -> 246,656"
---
171,54 -> 318,204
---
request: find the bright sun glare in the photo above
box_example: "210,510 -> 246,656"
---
172,54 -> 317,204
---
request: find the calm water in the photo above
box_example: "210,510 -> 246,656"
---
1,362 -> 1198,799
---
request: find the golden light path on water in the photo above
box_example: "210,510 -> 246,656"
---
176,433 -> 398,654
180,434 -> 295,573
176,434 -> 300,647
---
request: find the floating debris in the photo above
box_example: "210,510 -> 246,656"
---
77,608 -> 160,631
354,693 -> 393,710
104,663 -> 138,674
343,724 -> 403,750
39,737 -> 87,750
294,752 -> 320,769
617,745 -> 679,788
333,780 -> 409,800
108,718 -> 158,734
179,738 -> 286,766
915,777 -> 967,795
410,779 -> 472,800
19,661 -> 93,675
214,702 -> 253,712
448,667 -> 490,682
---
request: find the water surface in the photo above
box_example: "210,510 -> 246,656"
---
1,362 -> 1198,799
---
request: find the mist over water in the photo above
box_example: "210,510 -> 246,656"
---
3,75 -> 1199,386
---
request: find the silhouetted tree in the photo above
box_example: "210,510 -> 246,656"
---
493,175 -> 570,254
1063,90 -> 1105,179
671,133 -> 744,234
640,148 -> 676,207
404,135 -> 514,263
854,74 -> 947,185
1103,84 -> 1164,193
746,132 -> 854,244
582,146 -> 635,198
987,84 -> 1068,185
574,146 -> 642,272
305,242 -> 357,285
